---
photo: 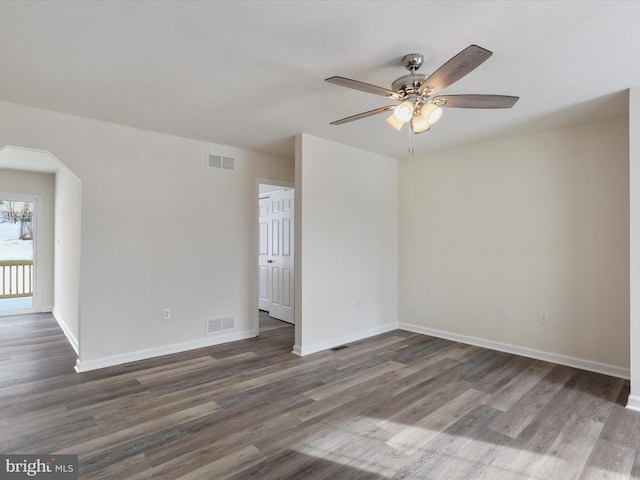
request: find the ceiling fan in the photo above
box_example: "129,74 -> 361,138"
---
325,45 -> 519,135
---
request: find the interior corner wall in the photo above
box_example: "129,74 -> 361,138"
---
53,166 -> 81,351
399,116 -> 630,374
629,88 -> 640,410
296,133 -> 398,355
0,168 -> 54,311
294,134 -> 303,351
0,100 -> 294,370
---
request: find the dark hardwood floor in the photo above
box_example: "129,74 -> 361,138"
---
1,312 -> 639,479
258,309 -> 292,333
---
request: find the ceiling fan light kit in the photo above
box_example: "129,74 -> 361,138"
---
421,103 -> 444,124
386,113 -> 404,131
410,107 -> 432,133
393,100 -> 414,123
325,45 -> 519,151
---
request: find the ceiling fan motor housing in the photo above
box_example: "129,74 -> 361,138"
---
391,73 -> 428,97
394,54 -> 434,98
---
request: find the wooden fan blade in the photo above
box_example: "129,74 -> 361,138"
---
418,45 -> 493,96
433,94 -> 519,109
330,105 -> 396,125
325,76 -> 402,100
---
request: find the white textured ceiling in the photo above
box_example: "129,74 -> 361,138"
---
0,0 -> 638,160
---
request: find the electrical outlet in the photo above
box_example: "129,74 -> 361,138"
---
500,307 -> 510,319
163,307 -> 171,320
539,311 -> 549,325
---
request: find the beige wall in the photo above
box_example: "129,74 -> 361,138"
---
629,89 -> 640,409
0,98 -> 630,377
0,167 -> 54,311
295,134 -> 398,354
399,116 -> 629,371
53,166 -> 81,351
0,100 -> 294,369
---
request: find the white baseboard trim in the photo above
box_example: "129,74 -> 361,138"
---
399,322 -> 630,380
626,394 -> 640,412
75,329 -> 256,373
37,306 -> 53,313
52,307 -> 79,355
71,316 -> 630,379
295,322 -> 398,357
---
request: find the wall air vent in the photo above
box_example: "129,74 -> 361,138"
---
206,316 -> 235,335
331,345 -> 349,351
206,318 -> 221,334
208,153 -> 235,171
220,316 -> 234,330
222,156 -> 235,171
208,154 -> 222,169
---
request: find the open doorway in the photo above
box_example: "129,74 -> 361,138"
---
0,197 -> 35,313
257,181 -> 294,334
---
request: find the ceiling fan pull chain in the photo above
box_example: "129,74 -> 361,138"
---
409,126 -> 415,156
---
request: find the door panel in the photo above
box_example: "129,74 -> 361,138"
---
272,219 -> 279,255
259,266 -> 268,303
283,218 -> 291,256
272,268 -> 280,304
267,189 -> 294,323
282,268 -> 292,308
259,222 -> 268,255
258,198 -> 271,311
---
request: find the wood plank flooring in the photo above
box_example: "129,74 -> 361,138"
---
1,312 -> 640,479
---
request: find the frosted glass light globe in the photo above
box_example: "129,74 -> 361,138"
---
421,104 -> 443,125
411,112 -> 431,133
393,100 -> 414,123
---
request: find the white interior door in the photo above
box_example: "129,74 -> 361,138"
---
258,197 -> 271,311
258,188 -> 294,324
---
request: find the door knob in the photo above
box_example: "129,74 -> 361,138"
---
267,260 -> 274,264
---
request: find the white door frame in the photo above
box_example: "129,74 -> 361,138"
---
255,178 -> 295,334
0,192 -> 40,315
